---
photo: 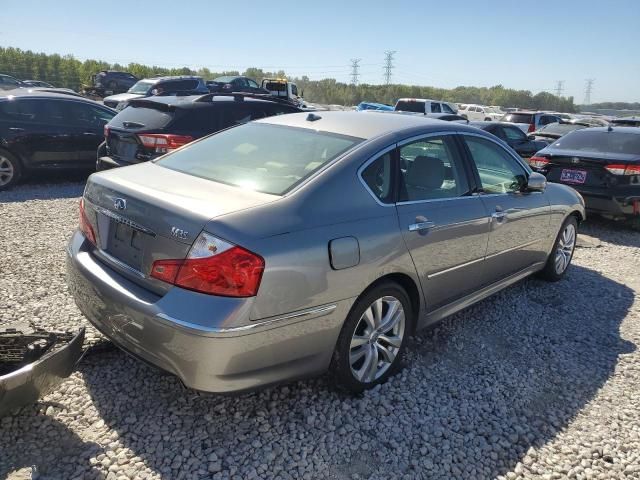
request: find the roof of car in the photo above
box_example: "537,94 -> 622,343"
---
145,75 -> 203,82
0,88 -> 107,105
570,126 -> 640,134
128,93 -> 299,109
256,110 -> 477,139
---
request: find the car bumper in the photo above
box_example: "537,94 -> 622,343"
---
576,191 -> 640,217
65,231 -> 351,393
0,328 -> 85,417
96,155 -> 140,171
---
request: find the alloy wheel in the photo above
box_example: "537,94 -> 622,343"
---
0,155 -> 14,186
349,296 -> 405,383
555,223 -> 576,274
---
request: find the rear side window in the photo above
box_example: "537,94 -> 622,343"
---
503,126 -> 527,141
399,136 -> 469,201
291,84 -> 298,96
395,101 -> 425,113
156,123 -> 361,195
501,113 -> 533,124
109,104 -> 174,130
171,107 -> 222,133
539,115 -> 559,126
0,99 -> 42,122
552,131 -> 640,155
362,152 -> 394,204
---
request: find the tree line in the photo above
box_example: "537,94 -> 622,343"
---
1,46 -> 577,112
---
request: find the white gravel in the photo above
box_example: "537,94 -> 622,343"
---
1,179 -> 639,480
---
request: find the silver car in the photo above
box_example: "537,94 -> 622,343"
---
66,111 -> 585,393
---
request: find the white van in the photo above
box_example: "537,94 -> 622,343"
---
394,98 -> 458,114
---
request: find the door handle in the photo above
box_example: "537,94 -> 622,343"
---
408,221 -> 435,232
83,132 -> 97,136
8,127 -> 24,132
491,211 -> 506,220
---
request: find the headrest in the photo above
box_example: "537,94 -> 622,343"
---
406,156 -> 445,189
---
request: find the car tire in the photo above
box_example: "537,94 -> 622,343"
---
485,117 -> 491,121
330,281 -> 414,393
0,149 -> 23,191
539,215 -> 578,282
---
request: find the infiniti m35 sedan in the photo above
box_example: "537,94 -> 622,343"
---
67,111 -> 585,393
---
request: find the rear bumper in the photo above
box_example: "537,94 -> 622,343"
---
96,155 -> 139,171
65,231 -> 351,393
0,328 -> 85,417
577,190 -> 640,217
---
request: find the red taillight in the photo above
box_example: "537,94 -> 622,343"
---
604,164 -> 640,176
79,198 -> 96,245
137,134 -> 194,154
527,123 -> 535,133
103,125 -> 110,138
529,156 -> 549,169
151,233 -> 264,297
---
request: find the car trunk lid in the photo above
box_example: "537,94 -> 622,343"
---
83,162 -> 279,293
541,150 -> 640,189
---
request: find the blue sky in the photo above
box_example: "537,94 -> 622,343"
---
1,0 -> 638,102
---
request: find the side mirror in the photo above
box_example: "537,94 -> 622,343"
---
527,134 -> 535,140
526,172 -> 546,192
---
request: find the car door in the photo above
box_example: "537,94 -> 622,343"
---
395,133 -> 490,310
461,134 -> 551,279
59,100 -> 114,164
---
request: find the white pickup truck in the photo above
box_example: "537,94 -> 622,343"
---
394,98 -> 458,115
261,78 -> 307,108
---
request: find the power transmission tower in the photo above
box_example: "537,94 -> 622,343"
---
350,58 -> 361,85
554,80 -> 564,97
383,51 -> 396,85
584,79 -> 595,105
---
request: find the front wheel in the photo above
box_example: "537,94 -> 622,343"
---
0,149 -> 22,191
539,216 -> 578,281
330,282 -> 413,392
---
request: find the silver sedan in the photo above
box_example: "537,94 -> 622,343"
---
66,111 -> 585,393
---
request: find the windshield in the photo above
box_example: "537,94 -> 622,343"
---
127,80 -> 154,94
395,101 -> 425,113
156,123 -> 362,195
552,131 -> 640,155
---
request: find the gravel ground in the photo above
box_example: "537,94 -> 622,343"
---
1,177 -> 639,480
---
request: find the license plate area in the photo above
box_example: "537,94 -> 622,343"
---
108,135 -> 138,158
560,169 -> 587,184
106,221 -> 145,271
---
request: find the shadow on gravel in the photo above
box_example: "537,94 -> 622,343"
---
0,170 -> 90,203
579,215 -> 640,248
72,264 -> 633,480
0,407 -> 104,479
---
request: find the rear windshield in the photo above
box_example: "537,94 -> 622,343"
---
128,81 -> 154,94
264,82 -> 287,92
156,123 -> 362,195
109,103 -> 174,130
501,113 -> 533,124
395,101 -> 425,113
537,123 -> 584,135
552,131 -> 640,155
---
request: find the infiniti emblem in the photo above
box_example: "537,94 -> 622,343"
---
571,157 -> 580,164
114,198 -> 127,210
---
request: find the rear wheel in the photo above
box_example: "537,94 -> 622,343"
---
0,149 -> 22,191
330,282 -> 413,392
539,216 -> 578,281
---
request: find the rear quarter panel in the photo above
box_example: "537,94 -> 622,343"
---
544,182 -> 586,245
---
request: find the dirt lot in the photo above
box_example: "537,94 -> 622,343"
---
1,177 -> 639,480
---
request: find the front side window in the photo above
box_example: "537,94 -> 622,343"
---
463,136 -> 528,194
431,103 -> 442,113
442,103 -> 455,114
399,136 -> 469,202
156,123 -> 361,195
128,81 -> 154,94
248,79 -> 259,88
361,152 -> 394,203
291,84 -> 298,96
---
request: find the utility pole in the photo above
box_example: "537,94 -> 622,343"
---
383,50 -> 396,85
350,58 -> 361,85
554,80 -> 564,97
584,79 -> 595,105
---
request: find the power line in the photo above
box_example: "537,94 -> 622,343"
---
584,79 -> 595,105
554,80 -> 564,97
383,51 -> 396,85
350,58 -> 361,85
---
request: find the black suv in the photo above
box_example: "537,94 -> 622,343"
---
87,71 -> 138,96
98,93 -> 301,170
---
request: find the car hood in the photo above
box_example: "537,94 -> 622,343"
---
103,92 -> 144,103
